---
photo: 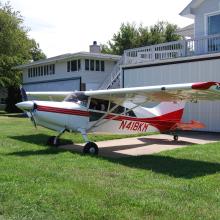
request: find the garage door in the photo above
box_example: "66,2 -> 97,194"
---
23,77 -> 81,92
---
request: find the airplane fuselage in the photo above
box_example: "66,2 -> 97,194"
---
29,100 -> 184,135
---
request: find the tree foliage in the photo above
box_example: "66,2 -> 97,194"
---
0,2 -> 46,112
101,22 -> 181,55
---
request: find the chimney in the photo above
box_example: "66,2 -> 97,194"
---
89,41 -> 101,53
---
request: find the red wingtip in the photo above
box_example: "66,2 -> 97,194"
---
192,82 -> 219,90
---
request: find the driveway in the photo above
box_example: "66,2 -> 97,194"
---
59,131 -> 220,158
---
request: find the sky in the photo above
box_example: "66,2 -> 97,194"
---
3,0 -> 193,57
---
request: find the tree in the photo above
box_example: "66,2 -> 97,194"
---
0,2 -> 46,112
101,22 -> 181,55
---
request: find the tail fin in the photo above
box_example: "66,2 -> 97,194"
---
20,86 -> 28,101
147,102 -> 185,132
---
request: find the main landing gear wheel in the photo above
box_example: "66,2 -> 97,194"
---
173,135 -> 179,141
83,142 -> 99,155
47,136 -> 60,147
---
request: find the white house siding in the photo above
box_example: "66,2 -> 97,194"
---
22,59 -> 116,91
23,78 -> 81,92
123,54 -> 220,132
194,0 -> 220,38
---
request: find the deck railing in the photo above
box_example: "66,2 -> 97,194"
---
124,34 -> 220,65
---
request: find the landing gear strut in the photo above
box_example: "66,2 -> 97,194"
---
78,128 -> 99,155
47,129 -> 66,147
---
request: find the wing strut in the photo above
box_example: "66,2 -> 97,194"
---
87,104 -> 120,131
87,102 -> 143,131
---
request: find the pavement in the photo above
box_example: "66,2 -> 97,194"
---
59,132 -> 220,158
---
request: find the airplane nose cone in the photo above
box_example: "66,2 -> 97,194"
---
16,101 -> 34,111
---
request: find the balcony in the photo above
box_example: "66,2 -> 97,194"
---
123,34 -> 220,65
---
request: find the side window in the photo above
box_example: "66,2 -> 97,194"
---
89,98 -> 109,112
125,108 -> 136,117
109,102 -> 125,114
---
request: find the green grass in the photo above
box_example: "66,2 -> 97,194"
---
0,114 -> 220,219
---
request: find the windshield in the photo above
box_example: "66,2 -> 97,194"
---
64,92 -> 88,107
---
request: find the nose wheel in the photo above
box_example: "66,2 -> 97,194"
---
83,142 -> 99,155
173,134 -> 179,141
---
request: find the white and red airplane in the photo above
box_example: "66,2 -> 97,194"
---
16,81 -> 220,155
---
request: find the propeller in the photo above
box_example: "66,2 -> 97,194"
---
26,103 -> 38,128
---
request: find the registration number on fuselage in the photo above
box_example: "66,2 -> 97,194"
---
119,120 -> 148,132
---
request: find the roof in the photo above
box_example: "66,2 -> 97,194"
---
15,52 -> 121,69
176,24 -> 194,38
180,0 -> 205,18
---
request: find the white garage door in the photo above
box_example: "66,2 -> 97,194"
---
23,78 -> 81,92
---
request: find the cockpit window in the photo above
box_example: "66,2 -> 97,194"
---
64,93 -> 88,107
89,98 -> 109,112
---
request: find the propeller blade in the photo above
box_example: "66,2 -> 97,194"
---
30,111 -> 37,128
25,103 -> 38,129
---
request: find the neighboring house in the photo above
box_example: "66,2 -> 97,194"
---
15,42 -> 121,92
176,24 -> 194,39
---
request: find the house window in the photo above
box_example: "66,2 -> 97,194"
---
33,68 -> 36,77
67,60 -> 81,72
78,60 -> 81,71
207,12 -> 220,52
90,60 -> 94,71
30,68 -> 32,77
43,67 -> 46,75
67,61 -> 70,72
40,67 -> 43,76
101,61 -> 105,71
71,60 -> 77,71
85,59 -> 90,70
38,67 -> 41,76
208,13 -> 220,35
84,59 -> 105,72
27,64 -> 55,78
96,60 -> 100,71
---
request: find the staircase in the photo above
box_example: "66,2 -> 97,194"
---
98,56 -> 124,90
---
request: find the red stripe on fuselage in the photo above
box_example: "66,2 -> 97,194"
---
37,105 -> 90,116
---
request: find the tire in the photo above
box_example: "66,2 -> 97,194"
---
173,135 -> 179,141
83,142 -> 99,155
47,136 -> 60,147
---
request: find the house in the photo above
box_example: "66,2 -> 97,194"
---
108,0 -> 220,132
15,41 -> 121,92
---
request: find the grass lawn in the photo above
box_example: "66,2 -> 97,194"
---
0,114 -> 220,219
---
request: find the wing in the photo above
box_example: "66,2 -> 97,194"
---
26,91 -> 72,101
84,82 -> 220,104
25,82 -> 220,104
